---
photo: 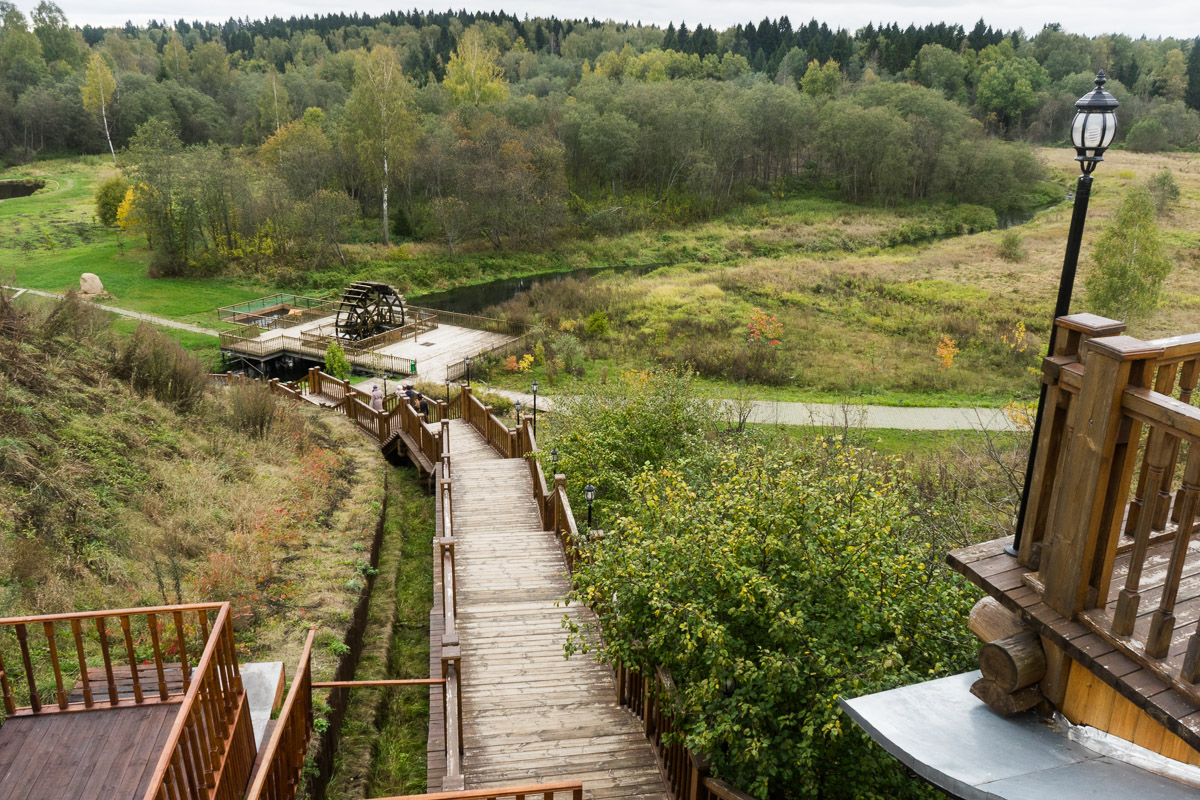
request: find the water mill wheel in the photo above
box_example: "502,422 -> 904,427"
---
334,281 -> 407,341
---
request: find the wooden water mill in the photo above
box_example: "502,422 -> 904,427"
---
334,281 -> 407,341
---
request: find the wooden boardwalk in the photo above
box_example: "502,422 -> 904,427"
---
441,419 -> 669,800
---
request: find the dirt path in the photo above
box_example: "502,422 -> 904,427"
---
4,285 -> 220,336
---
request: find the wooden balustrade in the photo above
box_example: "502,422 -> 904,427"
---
244,629 -> 316,800
1019,317 -> 1200,697
369,781 -> 583,800
435,455 -> 464,789
144,602 -> 253,800
614,664 -> 728,800
0,604 -> 224,716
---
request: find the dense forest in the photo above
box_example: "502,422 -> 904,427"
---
2,4 -> 1198,274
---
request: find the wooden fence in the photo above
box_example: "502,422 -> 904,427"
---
244,628 -> 316,800
144,602 -> 254,800
1019,313 -> 1200,694
0,603 -> 224,716
434,414 -> 465,790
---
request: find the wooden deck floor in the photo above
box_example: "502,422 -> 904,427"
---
439,421 -> 668,800
0,703 -> 178,800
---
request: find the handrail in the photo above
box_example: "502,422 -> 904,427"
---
245,627 -> 316,800
0,605 -> 223,716
142,602 -> 245,800
369,781 -> 583,800
1019,319 -> 1200,699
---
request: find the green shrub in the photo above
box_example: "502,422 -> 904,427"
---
997,229 -> 1026,262
551,333 -> 586,376
1125,119 -> 1170,153
94,175 -> 129,227
325,341 -> 351,380
228,380 -> 277,438
111,323 -> 208,412
584,310 -> 610,338
1145,168 -> 1180,215
947,204 -> 998,234
552,371 -> 977,799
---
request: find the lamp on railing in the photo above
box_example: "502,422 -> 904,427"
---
531,379 -> 539,436
584,483 -> 596,531
1012,71 -> 1118,559
464,356 -> 472,387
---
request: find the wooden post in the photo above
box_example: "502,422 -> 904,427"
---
1040,335 -> 1161,617
1019,314 -> 1124,568
554,475 -> 567,535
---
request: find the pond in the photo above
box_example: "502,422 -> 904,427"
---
0,179 -> 46,200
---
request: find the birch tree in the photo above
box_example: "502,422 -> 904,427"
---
444,27 -> 508,107
82,51 -> 116,164
343,46 -> 415,246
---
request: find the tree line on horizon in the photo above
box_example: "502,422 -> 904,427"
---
1,3 -> 1198,275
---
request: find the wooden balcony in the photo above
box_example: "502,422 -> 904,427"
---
949,314 -> 1200,760
0,602 -> 256,800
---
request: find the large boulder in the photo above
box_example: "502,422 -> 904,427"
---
79,273 -> 103,294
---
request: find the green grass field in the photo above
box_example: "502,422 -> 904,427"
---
1,158 -> 273,327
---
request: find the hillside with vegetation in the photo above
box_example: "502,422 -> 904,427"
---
0,290 -> 385,673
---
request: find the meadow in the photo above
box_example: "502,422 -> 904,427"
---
3,147 -> 1197,407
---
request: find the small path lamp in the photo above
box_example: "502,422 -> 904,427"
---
531,379 -> 539,436
551,448 -> 560,475
584,483 -> 596,531
464,355 -> 472,387
1011,71 -> 1118,558
514,399 -> 523,423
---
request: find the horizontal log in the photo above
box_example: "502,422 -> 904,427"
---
970,677 -> 1042,717
979,630 -> 1046,693
969,597 -> 1028,643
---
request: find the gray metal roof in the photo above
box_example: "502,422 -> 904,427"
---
839,671 -> 1200,799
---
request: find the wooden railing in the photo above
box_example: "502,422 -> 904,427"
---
144,602 -> 254,800
436,451 -> 465,790
0,603 -> 223,716
460,386 -> 520,458
371,781 -> 583,800
1020,314 -> 1200,696
245,628 -> 316,800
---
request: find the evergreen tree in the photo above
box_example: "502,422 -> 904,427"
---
1186,38 -> 1200,112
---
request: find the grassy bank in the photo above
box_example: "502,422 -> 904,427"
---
324,466 -> 434,800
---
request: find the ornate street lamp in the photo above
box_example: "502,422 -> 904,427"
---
464,355 -> 472,387
531,379 -> 539,436
1012,72 -> 1118,558
584,483 -> 596,531
514,399 -> 523,422
551,448 -> 559,474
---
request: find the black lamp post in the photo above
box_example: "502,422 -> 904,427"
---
584,483 -> 596,531
514,399 -> 523,423
1011,71 -> 1118,559
531,379 -> 539,436
464,356 -> 472,387
551,448 -> 559,474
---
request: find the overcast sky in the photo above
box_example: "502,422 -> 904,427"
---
51,0 -> 1195,40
